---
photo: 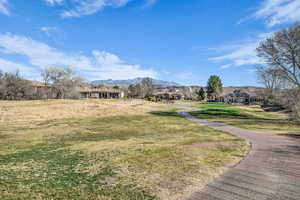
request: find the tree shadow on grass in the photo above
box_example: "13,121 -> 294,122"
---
191,109 -> 256,120
190,109 -> 295,130
0,134 -> 9,139
149,111 -> 184,118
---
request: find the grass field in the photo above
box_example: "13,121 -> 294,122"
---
0,99 -> 249,200
190,103 -> 300,134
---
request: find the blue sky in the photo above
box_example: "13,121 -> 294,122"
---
0,0 -> 299,86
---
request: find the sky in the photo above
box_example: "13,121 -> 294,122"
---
0,0 -> 299,86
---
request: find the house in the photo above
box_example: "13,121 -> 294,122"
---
152,92 -> 184,101
215,87 -> 262,104
78,86 -> 124,99
27,80 -> 60,99
153,85 -> 201,100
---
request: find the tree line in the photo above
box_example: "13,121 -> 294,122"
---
0,66 -> 84,100
0,64 -> 224,102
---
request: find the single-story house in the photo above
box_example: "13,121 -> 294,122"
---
78,87 -> 124,99
152,92 -> 185,101
215,87 -> 262,104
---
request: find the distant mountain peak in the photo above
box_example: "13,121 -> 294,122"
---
91,77 -> 180,86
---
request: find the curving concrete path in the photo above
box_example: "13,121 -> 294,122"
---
177,110 -> 300,200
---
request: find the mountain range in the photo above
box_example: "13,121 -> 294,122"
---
91,77 -> 180,86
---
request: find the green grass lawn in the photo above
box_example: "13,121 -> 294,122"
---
0,100 -> 249,200
190,103 -> 300,134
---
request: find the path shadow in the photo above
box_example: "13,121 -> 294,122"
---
280,133 -> 300,139
287,145 -> 300,152
270,145 -> 300,157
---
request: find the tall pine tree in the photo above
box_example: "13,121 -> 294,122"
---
207,75 -> 223,100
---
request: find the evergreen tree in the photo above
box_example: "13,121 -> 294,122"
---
197,87 -> 206,101
207,75 -> 223,100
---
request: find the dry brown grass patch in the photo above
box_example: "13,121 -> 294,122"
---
0,100 -> 249,200
0,99 -> 168,125
188,141 -> 241,150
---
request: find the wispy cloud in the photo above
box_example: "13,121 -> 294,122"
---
0,33 -> 157,80
0,0 -> 10,16
40,26 -> 59,36
220,64 -> 232,69
44,0 -> 158,18
0,58 -> 39,79
40,26 -> 65,44
247,68 -> 257,73
61,0 -> 106,18
56,0 -> 131,18
44,0 -> 64,6
88,50 -> 157,80
174,71 -> 195,81
209,33 -> 273,69
252,0 -> 300,27
142,0 -> 157,8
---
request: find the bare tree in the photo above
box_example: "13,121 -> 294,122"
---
0,70 -> 31,100
141,78 -> 154,98
128,84 -> 142,98
127,78 -> 153,98
0,70 -> 4,99
256,66 -> 287,104
257,24 -> 300,87
257,24 -> 300,119
41,66 -> 84,99
41,67 -> 51,85
256,67 -> 284,91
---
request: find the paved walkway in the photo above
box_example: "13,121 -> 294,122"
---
177,110 -> 300,200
